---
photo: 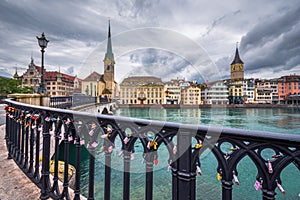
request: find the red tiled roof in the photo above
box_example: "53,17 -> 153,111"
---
40,70 -> 76,82
35,66 -> 42,73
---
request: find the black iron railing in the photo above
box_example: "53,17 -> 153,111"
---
50,96 -> 73,109
4,98 -> 300,200
50,95 -> 98,109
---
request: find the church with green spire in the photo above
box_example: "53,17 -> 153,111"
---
103,19 -> 117,98
81,19 -> 117,100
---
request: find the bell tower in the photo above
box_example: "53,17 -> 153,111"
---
230,43 -> 244,80
103,19 -> 115,97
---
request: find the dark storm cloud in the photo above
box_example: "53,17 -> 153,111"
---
215,4 -> 300,79
0,1 -> 106,41
240,5 -> 300,74
0,0 -> 111,76
0,0 -> 299,81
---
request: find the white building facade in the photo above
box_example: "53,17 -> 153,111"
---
201,81 -> 229,105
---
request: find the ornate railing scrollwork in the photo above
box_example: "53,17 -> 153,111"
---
3,99 -> 300,200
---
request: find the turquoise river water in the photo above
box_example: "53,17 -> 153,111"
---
78,107 -> 300,200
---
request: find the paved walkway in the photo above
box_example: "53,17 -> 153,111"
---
0,124 -> 40,200
0,104 -> 86,200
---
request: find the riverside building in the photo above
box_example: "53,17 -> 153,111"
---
201,80 -> 229,105
81,20 -> 118,99
119,76 -> 164,104
278,74 -> 300,104
181,81 -> 202,105
21,58 -> 80,96
164,78 -> 188,104
242,79 -> 255,104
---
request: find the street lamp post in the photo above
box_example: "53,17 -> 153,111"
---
36,32 -> 49,94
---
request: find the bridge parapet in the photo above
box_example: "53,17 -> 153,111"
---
3,98 -> 300,200
75,102 -> 117,114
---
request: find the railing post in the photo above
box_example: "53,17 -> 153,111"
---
123,151 -> 131,200
33,120 -> 41,182
60,119 -> 71,200
104,151 -> 111,200
176,130 -> 196,200
23,118 -> 29,170
15,111 -> 21,160
28,120 -> 35,175
40,115 -> 52,199
221,180 -> 233,200
50,118 -> 62,197
88,148 -> 95,200
11,112 -> 16,158
262,189 -> 276,200
74,131 -> 82,200
145,152 -> 154,200
172,166 -> 178,200
19,114 -> 25,165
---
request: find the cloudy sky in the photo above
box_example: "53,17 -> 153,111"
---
0,0 -> 299,83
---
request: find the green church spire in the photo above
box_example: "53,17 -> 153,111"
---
105,19 -> 114,61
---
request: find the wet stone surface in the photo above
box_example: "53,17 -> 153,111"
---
0,125 -> 40,200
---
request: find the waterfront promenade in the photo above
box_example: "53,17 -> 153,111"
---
0,104 -> 40,200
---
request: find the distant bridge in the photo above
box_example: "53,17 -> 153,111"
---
75,102 -> 117,114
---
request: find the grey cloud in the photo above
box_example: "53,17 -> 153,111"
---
241,6 -> 300,52
0,0 -> 299,81
124,49 -> 206,82
116,0 -> 159,22
202,10 -> 241,37
64,66 -> 75,76
215,4 -> 300,79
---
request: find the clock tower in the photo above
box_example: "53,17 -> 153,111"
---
103,19 -> 116,97
230,44 -> 244,80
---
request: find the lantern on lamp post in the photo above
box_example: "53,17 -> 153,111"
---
36,32 -> 49,94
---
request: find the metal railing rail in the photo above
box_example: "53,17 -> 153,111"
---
4,98 -> 300,200
50,96 -> 72,109
49,95 -> 98,109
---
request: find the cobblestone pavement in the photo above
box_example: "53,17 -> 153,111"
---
0,125 -> 40,200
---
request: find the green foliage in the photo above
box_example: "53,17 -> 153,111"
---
0,77 -> 34,96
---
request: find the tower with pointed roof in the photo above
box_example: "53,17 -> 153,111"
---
103,19 -> 116,98
13,67 -> 19,80
230,43 -> 244,80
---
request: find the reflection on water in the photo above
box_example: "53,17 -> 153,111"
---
79,107 -> 300,199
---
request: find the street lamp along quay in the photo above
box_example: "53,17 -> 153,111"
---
36,32 -> 49,94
